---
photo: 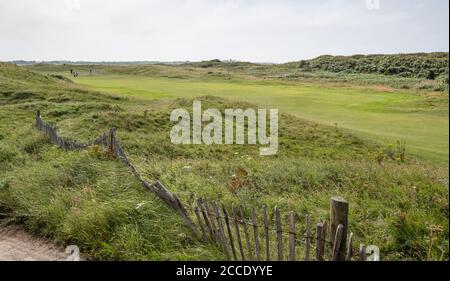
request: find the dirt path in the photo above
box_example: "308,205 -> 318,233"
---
0,225 -> 67,261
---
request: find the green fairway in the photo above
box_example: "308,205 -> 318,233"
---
73,74 -> 448,163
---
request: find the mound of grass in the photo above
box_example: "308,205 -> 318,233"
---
0,145 -> 222,260
0,63 -> 223,260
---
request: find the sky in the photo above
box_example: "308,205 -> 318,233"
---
0,0 -> 448,63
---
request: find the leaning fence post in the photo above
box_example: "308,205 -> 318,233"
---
198,199 -> 215,241
222,204 -> 237,261
206,200 -> 220,245
194,206 -> 207,241
332,224 -> 344,261
330,197 -> 348,261
232,204 -> 245,261
212,201 -> 230,260
346,232 -> 354,261
240,205 -> 253,260
171,193 -> 200,238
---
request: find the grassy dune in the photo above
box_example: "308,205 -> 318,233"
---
1,62 -> 448,260
68,74 -> 449,163
28,62 -> 448,163
0,63 -> 224,260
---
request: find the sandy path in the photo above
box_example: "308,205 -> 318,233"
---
0,225 -> 68,261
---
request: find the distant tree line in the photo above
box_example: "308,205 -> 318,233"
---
298,53 -> 449,81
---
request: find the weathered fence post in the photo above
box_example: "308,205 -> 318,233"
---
212,201 -> 230,259
206,201 -> 220,244
36,110 -> 41,128
194,206 -> 207,241
239,206 -> 253,260
305,215 -> 311,261
109,127 -> 116,154
332,224 -> 344,261
251,208 -> 261,261
198,199 -> 215,241
232,204 -> 245,261
262,205 -> 270,261
346,232 -> 354,261
222,204 -> 237,261
275,206 -> 283,261
288,212 -> 296,261
330,197 -> 348,261
322,220 -> 328,258
358,244 -> 366,261
315,223 -> 325,261
171,193 -> 201,238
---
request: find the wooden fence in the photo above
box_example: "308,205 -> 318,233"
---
35,111 -> 379,261
184,196 -> 370,261
36,111 -> 198,235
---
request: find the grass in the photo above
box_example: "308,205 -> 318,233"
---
64,73 -> 449,164
0,63 -> 224,260
28,63 -> 449,163
1,62 -> 448,260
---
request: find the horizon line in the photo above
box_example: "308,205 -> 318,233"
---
4,51 -> 449,65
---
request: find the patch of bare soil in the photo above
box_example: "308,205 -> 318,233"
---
0,225 -> 67,261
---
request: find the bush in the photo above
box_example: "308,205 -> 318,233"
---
426,70 -> 437,80
300,53 -> 448,79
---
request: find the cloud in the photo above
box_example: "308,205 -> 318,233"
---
0,0 -> 448,62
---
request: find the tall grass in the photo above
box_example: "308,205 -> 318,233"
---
0,62 -> 448,260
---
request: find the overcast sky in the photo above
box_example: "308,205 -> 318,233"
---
0,0 -> 448,63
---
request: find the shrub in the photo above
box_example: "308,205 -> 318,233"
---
300,53 -> 448,79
